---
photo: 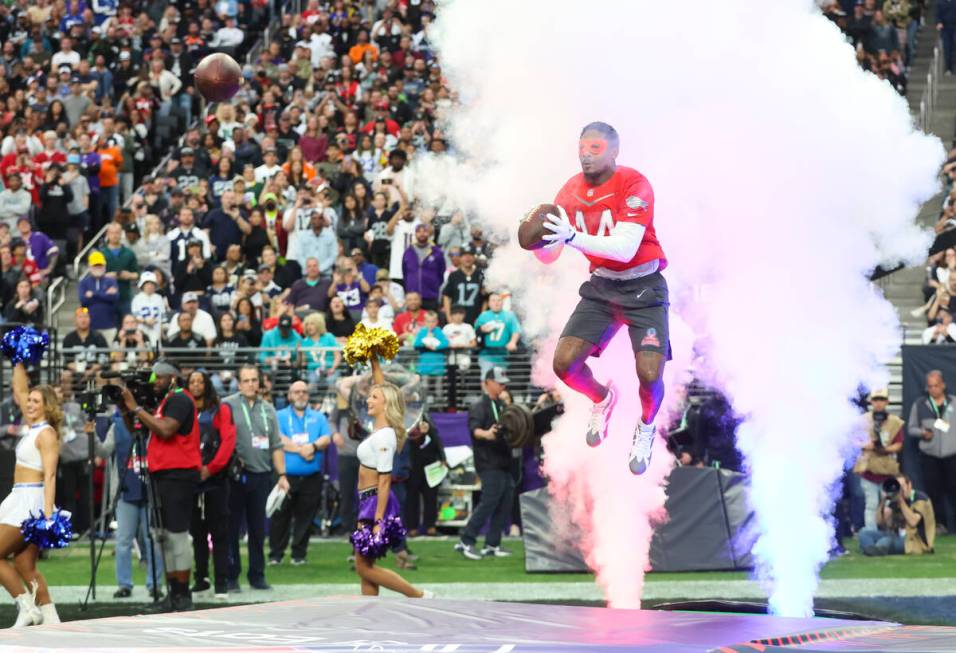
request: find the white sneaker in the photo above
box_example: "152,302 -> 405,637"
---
12,593 -> 41,628
480,545 -> 513,558
39,603 -> 61,625
628,421 -> 655,475
586,384 -> 617,447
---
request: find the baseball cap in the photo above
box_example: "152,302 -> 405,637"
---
88,251 -> 106,267
460,243 -> 477,256
138,271 -> 158,288
180,147 -> 195,156
868,388 -> 890,401
181,291 -> 199,303
279,315 -> 292,329
485,367 -> 510,385
119,51 -> 131,61
205,115 -> 218,125
258,263 -> 272,272
123,222 -> 139,233
242,269 -> 258,281
151,359 -> 180,377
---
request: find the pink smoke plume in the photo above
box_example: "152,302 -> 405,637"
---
534,321 -> 695,608
420,0 -> 943,615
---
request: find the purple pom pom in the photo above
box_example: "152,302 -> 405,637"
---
349,517 -> 407,559
1,326 -> 50,365
21,510 -> 73,550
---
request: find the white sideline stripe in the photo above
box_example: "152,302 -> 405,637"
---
8,578 -> 954,605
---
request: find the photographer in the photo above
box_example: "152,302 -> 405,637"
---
110,314 -> 153,371
858,475 -> 935,556
455,367 -> 514,561
853,389 -> 904,529
117,360 -> 201,612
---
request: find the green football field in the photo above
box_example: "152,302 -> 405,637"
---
0,536 -> 953,626
34,534 -> 956,584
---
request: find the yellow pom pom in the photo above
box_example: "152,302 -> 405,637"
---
343,324 -> 400,365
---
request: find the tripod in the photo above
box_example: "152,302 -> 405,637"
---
81,416 -> 166,609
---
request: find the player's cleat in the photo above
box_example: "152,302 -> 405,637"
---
586,383 -> 617,447
628,421 -> 655,475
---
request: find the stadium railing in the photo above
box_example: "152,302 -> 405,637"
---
54,345 -> 539,413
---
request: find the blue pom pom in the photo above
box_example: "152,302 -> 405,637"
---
1,327 -> 50,365
20,510 -> 73,550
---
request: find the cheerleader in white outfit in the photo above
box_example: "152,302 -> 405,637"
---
0,362 -> 63,627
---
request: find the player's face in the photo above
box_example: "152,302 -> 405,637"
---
578,133 -> 617,177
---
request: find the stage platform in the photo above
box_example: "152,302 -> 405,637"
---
2,597 -> 955,652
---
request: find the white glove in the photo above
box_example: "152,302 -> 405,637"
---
541,212 -> 576,248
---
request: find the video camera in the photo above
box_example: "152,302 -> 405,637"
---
101,369 -> 159,412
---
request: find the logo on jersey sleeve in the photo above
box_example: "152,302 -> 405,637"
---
626,196 -> 648,211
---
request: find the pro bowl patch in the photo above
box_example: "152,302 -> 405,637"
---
626,196 -> 648,211
640,328 -> 660,348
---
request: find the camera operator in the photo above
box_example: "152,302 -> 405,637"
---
116,360 -> 201,612
858,475 -> 935,556
853,389 -> 904,530
455,367 -> 514,561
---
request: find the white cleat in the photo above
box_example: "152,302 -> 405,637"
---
628,422 -> 655,475
586,383 -> 617,447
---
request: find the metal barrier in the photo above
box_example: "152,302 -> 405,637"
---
917,39 -> 942,131
45,276 -> 66,327
58,345 -> 540,412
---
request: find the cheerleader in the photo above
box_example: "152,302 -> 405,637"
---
0,362 -> 63,627
351,357 -> 431,598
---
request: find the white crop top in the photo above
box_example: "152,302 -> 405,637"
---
357,427 -> 396,473
15,421 -> 48,472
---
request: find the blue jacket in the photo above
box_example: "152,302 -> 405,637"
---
939,0 -> 956,25
276,405 -> 331,476
111,412 -> 148,504
402,244 -> 445,301
78,274 -> 119,330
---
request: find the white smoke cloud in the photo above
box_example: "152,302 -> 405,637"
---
419,0 -> 943,615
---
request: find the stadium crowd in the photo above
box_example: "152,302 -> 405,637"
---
0,0 -> 552,611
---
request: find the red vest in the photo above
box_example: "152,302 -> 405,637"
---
147,389 -> 202,472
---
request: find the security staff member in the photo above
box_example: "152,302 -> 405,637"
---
119,360 -> 200,612
222,364 -> 290,591
268,380 -> 332,565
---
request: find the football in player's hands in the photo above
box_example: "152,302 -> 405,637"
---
518,204 -> 559,250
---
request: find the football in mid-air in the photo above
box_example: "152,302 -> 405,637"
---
518,203 -> 559,250
194,53 -> 242,102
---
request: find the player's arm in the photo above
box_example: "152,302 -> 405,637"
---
543,179 -> 652,262
544,215 -> 644,262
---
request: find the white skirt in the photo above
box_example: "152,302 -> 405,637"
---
0,484 -> 44,527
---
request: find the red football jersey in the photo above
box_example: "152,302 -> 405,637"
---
553,166 -> 666,273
